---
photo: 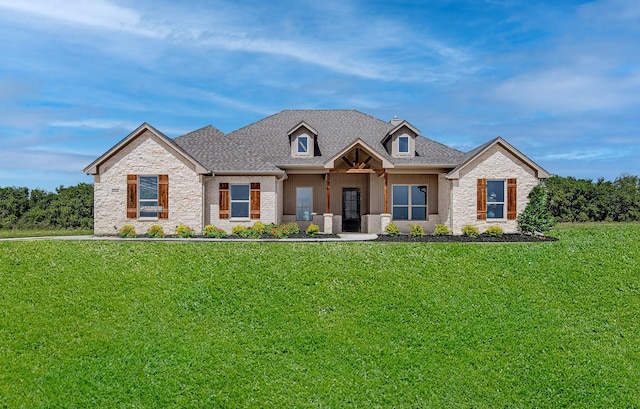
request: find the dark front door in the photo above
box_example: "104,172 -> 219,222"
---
342,188 -> 361,232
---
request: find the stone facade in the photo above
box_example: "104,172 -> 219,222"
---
450,145 -> 539,234
93,131 -> 203,235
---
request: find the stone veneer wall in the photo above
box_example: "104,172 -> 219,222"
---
93,131 -> 203,235
451,145 -> 540,234
205,175 -> 278,232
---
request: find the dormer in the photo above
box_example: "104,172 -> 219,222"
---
288,121 -> 318,158
382,119 -> 420,158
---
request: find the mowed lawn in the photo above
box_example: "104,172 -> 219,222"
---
0,224 -> 638,408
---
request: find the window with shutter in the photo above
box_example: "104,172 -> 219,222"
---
158,175 -> 169,219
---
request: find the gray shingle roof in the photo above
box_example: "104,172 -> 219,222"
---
173,110 -> 466,173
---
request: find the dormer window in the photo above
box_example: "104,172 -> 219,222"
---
297,135 -> 308,154
398,136 -> 409,154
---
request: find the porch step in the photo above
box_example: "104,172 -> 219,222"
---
337,233 -> 378,241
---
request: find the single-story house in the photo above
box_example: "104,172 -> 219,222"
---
84,110 -> 550,235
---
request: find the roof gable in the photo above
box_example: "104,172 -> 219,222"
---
83,122 -> 208,175
446,137 -> 550,180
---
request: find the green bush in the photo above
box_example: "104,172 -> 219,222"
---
231,225 -> 247,236
306,223 -> 320,236
461,225 -> 479,238
433,224 -> 451,236
385,222 -> 400,236
252,221 -> 266,234
175,224 -> 195,238
409,224 -> 424,237
204,225 -> 227,238
240,228 -> 262,239
485,225 -> 503,238
518,184 -> 555,235
283,222 -> 300,235
147,224 -> 165,238
118,224 -> 137,238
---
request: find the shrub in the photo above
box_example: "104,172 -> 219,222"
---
518,184 -> 555,235
433,224 -> 451,236
203,225 -> 227,238
175,224 -> 195,238
240,227 -> 262,239
147,224 -> 165,238
231,225 -> 247,236
283,222 -> 300,235
385,222 -> 400,236
252,221 -> 266,234
485,225 -> 503,238
461,224 -> 479,238
409,224 -> 424,237
118,224 -> 137,238
306,223 -> 320,236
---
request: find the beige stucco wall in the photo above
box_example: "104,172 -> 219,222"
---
205,175 -> 278,232
93,131 -> 203,235
451,145 -> 540,234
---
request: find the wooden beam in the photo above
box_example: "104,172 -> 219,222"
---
342,156 -> 354,167
383,172 -> 388,214
326,172 -> 331,213
329,168 -> 385,174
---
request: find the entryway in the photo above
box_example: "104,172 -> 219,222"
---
342,188 -> 361,232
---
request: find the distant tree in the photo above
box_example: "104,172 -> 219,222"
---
0,187 -> 29,228
518,184 -> 555,235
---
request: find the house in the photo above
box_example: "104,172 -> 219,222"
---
83,110 -> 550,236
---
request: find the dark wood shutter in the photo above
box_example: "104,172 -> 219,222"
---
250,183 -> 260,219
127,175 -> 137,219
158,175 -> 169,219
219,183 -> 229,219
477,178 -> 487,220
507,178 -> 517,220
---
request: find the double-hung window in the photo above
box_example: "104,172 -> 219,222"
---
392,185 -> 427,220
230,184 -> 250,218
139,176 -> 159,218
486,180 -> 505,219
297,136 -> 308,154
296,187 -> 313,221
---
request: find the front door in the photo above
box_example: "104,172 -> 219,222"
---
342,188 -> 361,232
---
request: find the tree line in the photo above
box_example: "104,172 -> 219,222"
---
545,174 -> 640,222
0,175 -> 638,230
0,183 -> 93,230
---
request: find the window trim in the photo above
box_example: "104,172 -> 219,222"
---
398,135 -> 410,154
296,187 -> 313,221
230,183 -> 251,220
138,175 -> 159,219
486,179 -> 506,220
297,135 -> 309,154
391,184 -> 428,221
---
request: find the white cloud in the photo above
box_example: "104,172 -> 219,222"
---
49,119 -> 139,130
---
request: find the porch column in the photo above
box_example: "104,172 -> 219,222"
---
383,172 -> 388,213
324,172 -> 333,234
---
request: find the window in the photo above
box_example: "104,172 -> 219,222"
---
127,174 -> 168,219
398,135 -> 409,153
296,187 -> 313,221
139,176 -> 159,218
486,180 -> 505,219
230,184 -> 250,218
392,185 -> 427,220
297,135 -> 308,154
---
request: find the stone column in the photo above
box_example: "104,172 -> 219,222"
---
380,213 -> 391,234
323,213 -> 333,234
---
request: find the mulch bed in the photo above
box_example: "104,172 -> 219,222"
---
375,234 -> 557,242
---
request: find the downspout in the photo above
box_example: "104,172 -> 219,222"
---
449,179 -> 454,230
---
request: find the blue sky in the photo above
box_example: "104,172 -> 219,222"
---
1,0 -> 638,191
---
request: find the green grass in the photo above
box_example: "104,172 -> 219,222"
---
0,229 -> 93,239
0,223 -> 638,407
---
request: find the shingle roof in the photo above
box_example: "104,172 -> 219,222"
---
173,110 -> 466,172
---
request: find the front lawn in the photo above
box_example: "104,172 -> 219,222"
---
0,229 -> 93,239
0,223 -> 638,407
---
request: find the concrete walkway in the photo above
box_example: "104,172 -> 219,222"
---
0,234 -> 379,242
